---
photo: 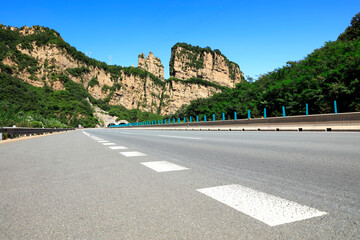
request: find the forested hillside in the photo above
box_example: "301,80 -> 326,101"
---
171,13 -> 360,119
0,25 -> 163,127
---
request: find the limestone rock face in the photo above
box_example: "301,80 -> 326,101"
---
170,44 -> 243,88
1,25 -> 246,117
160,81 -> 222,115
109,73 -> 163,114
138,52 -> 164,79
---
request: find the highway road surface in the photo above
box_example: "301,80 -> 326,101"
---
0,129 -> 359,239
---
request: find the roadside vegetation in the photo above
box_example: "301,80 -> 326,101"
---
169,13 -> 360,119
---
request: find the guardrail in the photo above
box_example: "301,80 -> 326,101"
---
111,112 -> 360,131
0,127 -> 75,140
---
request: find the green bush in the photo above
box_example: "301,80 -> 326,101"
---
67,66 -> 90,77
87,76 -> 99,88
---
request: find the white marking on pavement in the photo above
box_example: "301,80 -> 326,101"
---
197,184 -> 327,226
97,140 -> 109,143
120,151 -> 147,157
109,146 -> 128,150
141,161 -> 189,172
157,135 -> 202,140
103,143 -> 116,145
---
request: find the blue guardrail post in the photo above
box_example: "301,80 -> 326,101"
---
213,114 -> 215,121
282,106 -> 286,117
178,118 -> 180,123
334,100 -> 338,114
204,115 -> 207,122
197,116 -> 199,122
190,116 -> 192,123
184,117 -> 186,123
264,108 -> 267,118
306,104 -> 309,116
222,113 -> 225,121
248,110 -> 250,119
234,112 -> 237,120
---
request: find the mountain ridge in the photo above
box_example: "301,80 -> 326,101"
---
0,24 -> 242,127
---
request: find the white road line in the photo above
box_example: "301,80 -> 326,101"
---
120,151 -> 147,157
141,161 -> 189,172
109,146 -> 128,150
97,140 -> 109,143
102,143 -> 116,145
197,184 -> 327,227
157,135 -> 202,140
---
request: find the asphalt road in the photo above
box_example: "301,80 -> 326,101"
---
0,129 -> 359,239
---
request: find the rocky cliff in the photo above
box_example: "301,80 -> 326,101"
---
170,43 -> 243,88
138,52 -> 164,79
161,79 -> 223,115
0,25 -> 244,117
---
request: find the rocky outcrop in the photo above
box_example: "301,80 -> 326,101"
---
1,25 -> 246,117
109,73 -> 163,113
161,80 -> 222,115
170,43 -> 243,88
138,52 -> 164,79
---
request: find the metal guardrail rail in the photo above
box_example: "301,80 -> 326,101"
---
0,127 -> 75,135
111,112 -> 360,131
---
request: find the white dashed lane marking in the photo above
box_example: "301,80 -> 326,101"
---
141,161 -> 189,172
98,140 -> 109,143
120,151 -> 147,157
103,143 -> 116,145
197,184 -> 327,226
109,146 -> 128,150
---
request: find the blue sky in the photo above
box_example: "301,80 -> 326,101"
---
1,0 -> 359,79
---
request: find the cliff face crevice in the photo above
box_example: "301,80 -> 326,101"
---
170,43 -> 243,88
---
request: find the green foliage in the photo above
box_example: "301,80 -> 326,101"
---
66,66 -> 90,77
170,20 -> 360,119
338,12 -> 360,42
87,76 -> 99,88
167,77 -> 228,91
101,84 -> 110,93
107,105 -> 163,122
122,66 -> 165,87
0,25 -> 167,127
0,72 -> 98,127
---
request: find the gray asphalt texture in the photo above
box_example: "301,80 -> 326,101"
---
0,129 -> 359,239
